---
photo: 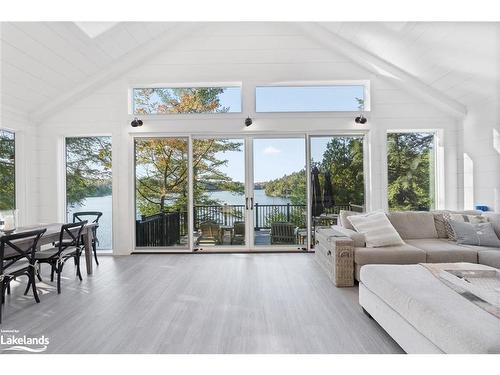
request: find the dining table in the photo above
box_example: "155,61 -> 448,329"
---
2,222 -> 97,275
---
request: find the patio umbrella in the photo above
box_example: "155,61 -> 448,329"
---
311,166 -> 324,217
322,171 -> 335,209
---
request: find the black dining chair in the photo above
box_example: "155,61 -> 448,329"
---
1,228 -> 47,324
31,221 -> 87,295
73,212 -> 102,265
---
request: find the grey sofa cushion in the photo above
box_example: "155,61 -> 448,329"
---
338,210 -> 360,230
354,243 -> 426,266
387,211 -> 438,239
405,239 -> 478,263
448,220 -> 500,247
482,212 -> 500,239
477,250 -> 500,268
330,225 -> 366,247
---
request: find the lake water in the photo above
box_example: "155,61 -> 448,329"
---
67,195 -> 113,250
70,191 -> 292,250
208,189 -> 291,205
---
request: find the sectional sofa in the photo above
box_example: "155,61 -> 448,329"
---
318,210 -> 500,282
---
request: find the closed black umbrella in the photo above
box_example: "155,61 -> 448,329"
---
311,166 -> 323,217
322,171 -> 335,209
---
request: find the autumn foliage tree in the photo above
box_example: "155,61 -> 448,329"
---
134,88 -> 241,217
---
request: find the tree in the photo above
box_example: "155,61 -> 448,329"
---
0,130 -> 15,210
66,137 -> 112,207
320,137 -> 364,205
134,88 -> 229,115
387,133 -> 434,211
135,138 -> 243,217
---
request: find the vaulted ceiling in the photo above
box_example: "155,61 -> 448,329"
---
1,22 -> 499,121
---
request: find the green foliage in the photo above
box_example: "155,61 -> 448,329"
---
135,138 -> 243,217
265,207 -> 306,228
262,137 -> 365,208
319,137 -> 364,205
0,130 -> 15,210
66,137 -> 112,207
265,170 -> 307,205
387,133 -> 434,211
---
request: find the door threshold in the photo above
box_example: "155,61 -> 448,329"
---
132,249 -> 312,255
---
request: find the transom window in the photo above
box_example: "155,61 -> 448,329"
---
132,87 -> 241,115
255,85 -> 366,112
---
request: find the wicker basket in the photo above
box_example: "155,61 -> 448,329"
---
315,228 -> 354,287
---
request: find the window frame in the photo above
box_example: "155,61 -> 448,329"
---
0,128 -> 16,211
254,80 -> 371,114
63,135 -> 114,251
128,82 -> 243,117
385,129 -> 440,212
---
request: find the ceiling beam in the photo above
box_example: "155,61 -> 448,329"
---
31,22 -> 204,122
299,22 -> 467,118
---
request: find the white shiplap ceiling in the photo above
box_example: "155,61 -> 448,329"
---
1,22 -> 499,120
1,22 -> 175,113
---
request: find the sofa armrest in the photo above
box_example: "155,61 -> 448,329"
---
315,228 -> 355,287
331,225 -> 366,247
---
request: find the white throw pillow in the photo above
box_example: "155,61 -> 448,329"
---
347,211 -> 405,247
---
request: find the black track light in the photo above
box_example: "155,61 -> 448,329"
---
355,115 -> 367,124
131,117 -> 143,127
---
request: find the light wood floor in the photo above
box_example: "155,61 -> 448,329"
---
1,254 -> 403,354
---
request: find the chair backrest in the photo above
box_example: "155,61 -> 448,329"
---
271,222 -> 295,236
59,221 -> 87,250
0,228 -> 47,275
73,211 -> 102,224
200,221 -> 220,238
233,221 -> 245,236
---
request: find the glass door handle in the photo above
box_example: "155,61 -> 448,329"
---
250,197 -> 254,210
245,197 -> 249,210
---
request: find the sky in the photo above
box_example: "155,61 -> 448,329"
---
214,137 -> 334,183
134,85 -> 364,114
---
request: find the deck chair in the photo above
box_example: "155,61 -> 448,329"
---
197,221 -> 221,245
231,221 -> 245,245
270,222 -> 296,245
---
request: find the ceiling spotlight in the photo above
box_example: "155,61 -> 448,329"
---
131,117 -> 143,127
355,115 -> 367,124
245,117 -> 253,127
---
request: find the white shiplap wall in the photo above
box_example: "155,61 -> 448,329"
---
32,23 -> 459,254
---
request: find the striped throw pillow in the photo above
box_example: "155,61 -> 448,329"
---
347,211 -> 404,248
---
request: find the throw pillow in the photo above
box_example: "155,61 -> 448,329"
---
448,220 -> 500,247
431,212 -> 449,238
443,213 -> 488,240
347,211 -> 404,248
482,213 -> 500,240
339,210 -> 360,230
339,210 -> 361,230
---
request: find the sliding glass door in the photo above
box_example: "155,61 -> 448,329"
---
309,135 -> 365,246
134,138 -> 189,249
133,134 -> 367,252
252,137 -> 307,249
192,138 -> 247,248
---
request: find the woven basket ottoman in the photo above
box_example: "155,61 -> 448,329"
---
314,227 -> 354,287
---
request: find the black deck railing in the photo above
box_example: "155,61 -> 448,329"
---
136,203 -> 363,247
